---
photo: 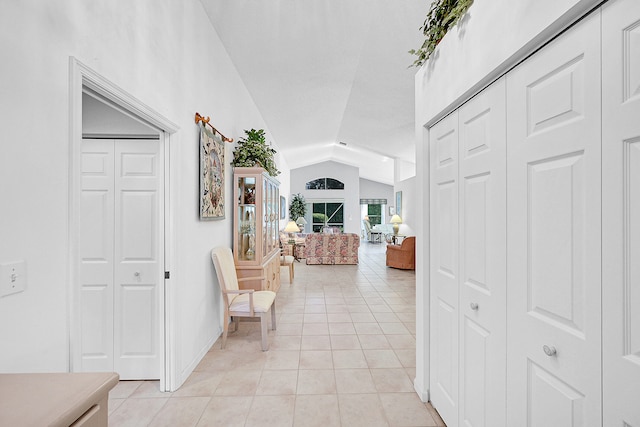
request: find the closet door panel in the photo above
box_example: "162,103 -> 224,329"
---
506,10 -> 601,427
114,140 -> 163,380
79,140 -> 115,372
458,77 -> 507,427
602,0 -> 640,424
430,111 -> 460,427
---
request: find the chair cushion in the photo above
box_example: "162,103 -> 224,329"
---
281,255 -> 294,265
229,290 -> 276,313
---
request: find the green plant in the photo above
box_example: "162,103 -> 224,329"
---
409,0 -> 474,68
231,129 -> 280,176
313,213 -> 328,225
289,193 -> 307,220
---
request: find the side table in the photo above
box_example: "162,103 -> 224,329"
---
290,242 -> 302,262
390,235 -> 406,245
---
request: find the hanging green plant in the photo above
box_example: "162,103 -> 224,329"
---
409,0 -> 474,68
231,128 -> 280,176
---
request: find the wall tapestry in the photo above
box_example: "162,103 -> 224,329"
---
200,125 -> 225,220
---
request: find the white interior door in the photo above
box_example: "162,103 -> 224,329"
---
505,10 -> 602,426
458,77 -> 507,427
429,111 -> 459,427
602,0 -> 640,424
79,139 -> 115,372
80,139 -> 163,380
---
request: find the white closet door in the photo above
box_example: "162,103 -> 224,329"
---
506,10 -> 602,427
458,77 -> 507,427
430,111 -> 460,427
79,139 -> 162,380
114,140 -> 163,380
602,0 -> 640,425
80,139 -> 115,372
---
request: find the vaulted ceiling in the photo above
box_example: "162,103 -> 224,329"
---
200,0 -> 427,185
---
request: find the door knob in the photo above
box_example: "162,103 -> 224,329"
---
470,302 -> 479,311
543,345 -> 557,357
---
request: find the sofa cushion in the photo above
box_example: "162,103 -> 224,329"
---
304,233 -> 360,265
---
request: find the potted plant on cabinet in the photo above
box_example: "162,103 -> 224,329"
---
231,128 -> 280,177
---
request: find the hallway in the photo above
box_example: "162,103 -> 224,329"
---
107,243 -> 445,426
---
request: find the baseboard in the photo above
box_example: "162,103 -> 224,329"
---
175,328 -> 220,391
414,379 -> 430,403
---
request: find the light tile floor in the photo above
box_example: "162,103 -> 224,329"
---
108,242 -> 446,427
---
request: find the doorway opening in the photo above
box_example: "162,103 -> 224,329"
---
69,57 -> 179,391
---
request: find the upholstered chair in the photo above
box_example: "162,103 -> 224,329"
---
385,236 -> 416,270
211,247 -> 277,351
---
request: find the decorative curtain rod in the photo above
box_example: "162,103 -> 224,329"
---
195,112 -> 234,143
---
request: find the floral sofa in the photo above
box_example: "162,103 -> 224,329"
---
304,233 -> 360,265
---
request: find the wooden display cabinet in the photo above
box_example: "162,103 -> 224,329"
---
233,167 -> 281,293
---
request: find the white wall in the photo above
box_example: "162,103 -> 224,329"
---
290,161 -> 360,234
0,0 -> 281,389
415,0 -> 601,125
394,177 -> 416,237
394,158 -> 416,182
413,0 -> 602,402
359,178 -> 394,208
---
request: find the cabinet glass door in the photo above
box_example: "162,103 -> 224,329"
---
262,178 -> 268,256
237,176 -> 256,261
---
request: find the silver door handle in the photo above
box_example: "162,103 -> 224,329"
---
543,345 -> 557,357
470,302 -> 479,311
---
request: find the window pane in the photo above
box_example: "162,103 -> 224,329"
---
326,178 -> 344,189
327,203 -> 343,224
312,203 -> 328,226
368,204 -> 382,226
306,179 -> 325,190
306,178 -> 344,190
311,201 -> 344,231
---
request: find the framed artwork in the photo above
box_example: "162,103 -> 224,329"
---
395,191 -> 402,216
280,196 -> 286,219
200,125 -> 225,220
389,206 -> 395,216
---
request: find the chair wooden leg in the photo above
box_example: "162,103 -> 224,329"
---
271,301 -> 277,330
234,316 -> 239,332
221,315 -> 229,349
260,313 -> 269,351
289,263 -> 294,282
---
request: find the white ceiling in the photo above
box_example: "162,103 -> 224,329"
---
199,0 -> 426,185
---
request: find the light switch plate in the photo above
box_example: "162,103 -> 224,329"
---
0,261 -> 26,297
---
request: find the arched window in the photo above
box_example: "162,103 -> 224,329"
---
305,177 -> 344,190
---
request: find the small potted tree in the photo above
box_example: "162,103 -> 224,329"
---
289,193 -> 307,224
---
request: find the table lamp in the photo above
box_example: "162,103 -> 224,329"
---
284,220 -> 301,243
390,214 -> 403,235
295,216 -> 307,230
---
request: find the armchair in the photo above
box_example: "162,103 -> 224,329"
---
386,236 -> 415,270
362,219 -> 383,243
211,247 -> 277,351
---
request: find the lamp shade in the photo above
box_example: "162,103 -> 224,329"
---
296,217 -> 307,225
284,221 -> 300,233
390,215 -> 403,224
